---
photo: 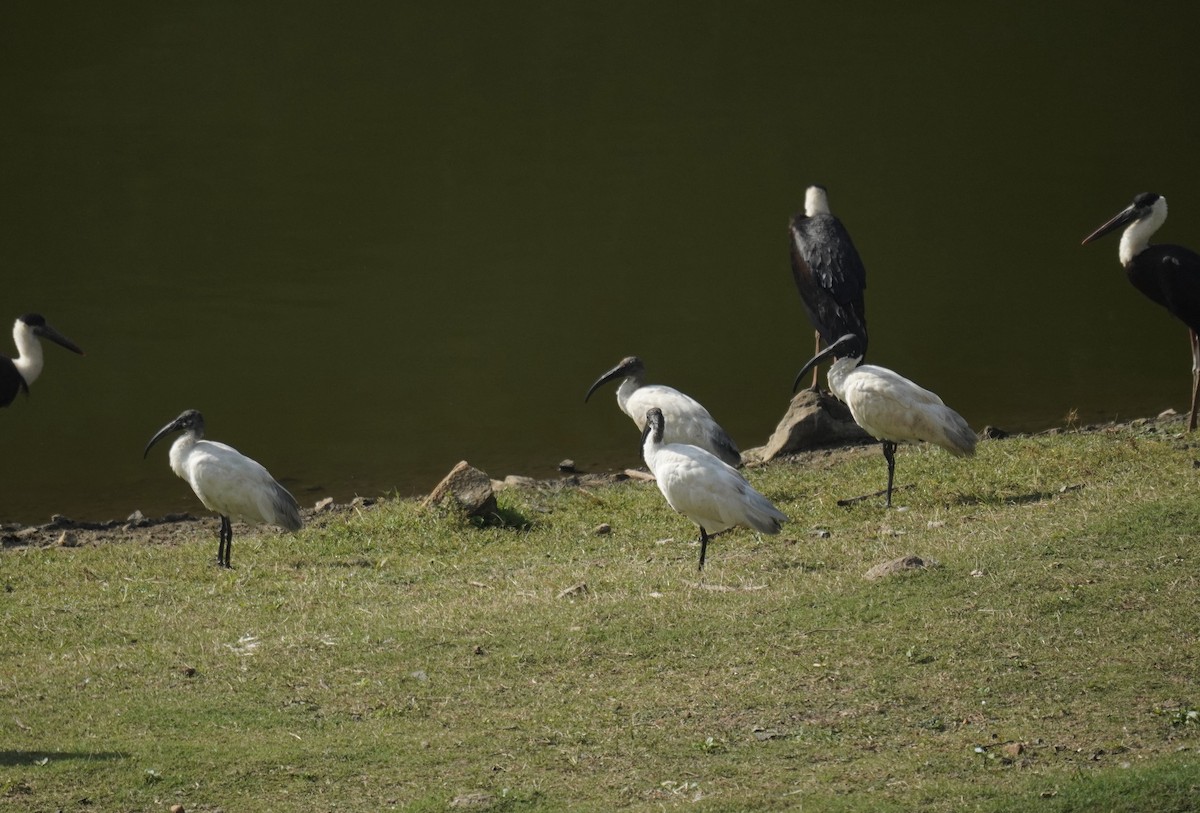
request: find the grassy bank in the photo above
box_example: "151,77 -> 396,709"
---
2,421 -> 1199,811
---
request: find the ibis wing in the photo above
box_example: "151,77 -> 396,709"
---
845,365 -> 947,408
652,446 -> 784,535
627,385 -> 741,466
187,441 -> 300,528
268,481 -> 303,531
842,367 -> 975,456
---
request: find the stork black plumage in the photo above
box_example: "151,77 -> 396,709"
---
1082,192 -> 1200,430
1,314 -> 84,408
789,185 -> 868,388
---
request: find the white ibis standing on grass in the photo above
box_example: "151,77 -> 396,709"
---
790,185 -> 868,388
1082,192 -> 1200,431
1,314 -> 84,407
641,407 -> 785,570
794,334 -> 976,508
585,355 -> 741,467
144,409 -> 302,568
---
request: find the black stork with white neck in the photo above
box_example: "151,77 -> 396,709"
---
1082,192 -> 1200,431
1,314 -> 84,407
144,409 -> 303,568
789,184 -> 868,388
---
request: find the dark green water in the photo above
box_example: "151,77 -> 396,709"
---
4,3 -> 1200,524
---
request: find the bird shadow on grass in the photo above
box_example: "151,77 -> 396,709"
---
954,488 -> 1080,507
0,750 -> 127,766
420,499 -> 532,531
476,504 -> 532,530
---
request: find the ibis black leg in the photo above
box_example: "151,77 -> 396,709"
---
882,441 -> 898,508
1190,329 -> 1199,432
217,515 -> 233,568
698,527 -> 710,571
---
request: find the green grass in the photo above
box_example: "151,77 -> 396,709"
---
3,423 -> 1200,811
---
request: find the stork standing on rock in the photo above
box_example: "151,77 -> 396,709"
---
144,409 -> 302,568
794,334 -> 976,507
585,355 -> 741,467
1082,192 -> 1200,431
789,185 -> 868,388
641,407 -> 785,570
1,314 -> 84,407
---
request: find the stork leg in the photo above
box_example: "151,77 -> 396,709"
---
882,441 -> 898,508
1189,329 -> 1199,432
217,515 -> 233,568
811,330 -> 822,389
698,527 -> 710,571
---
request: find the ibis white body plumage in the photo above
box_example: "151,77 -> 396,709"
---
145,409 -> 302,567
641,407 -> 784,569
586,355 -> 741,467
829,360 -> 977,456
795,334 -> 976,507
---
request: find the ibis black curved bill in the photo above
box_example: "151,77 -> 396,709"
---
584,355 -> 642,402
793,333 -> 863,393
144,419 -> 182,458
144,409 -> 204,458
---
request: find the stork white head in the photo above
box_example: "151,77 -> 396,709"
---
1081,192 -> 1168,266
10,313 -> 84,387
804,184 -> 831,217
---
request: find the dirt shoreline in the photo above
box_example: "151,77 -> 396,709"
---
0,468 -> 649,552
1,410 -> 1183,554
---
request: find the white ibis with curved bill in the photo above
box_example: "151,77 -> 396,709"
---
641,407 -> 785,570
1,314 -> 84,407
790,185 -> 868,388
1082,192 -> 1200,430
585,355 -> 741,467
794,334 -> 976,507
144,409 -> 302,568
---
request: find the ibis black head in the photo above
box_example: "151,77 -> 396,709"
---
17,313 -> 85,355
585,355 -> 646,402
793,333 -> 865,393
144,409 -> 206,458
641,406 -> 666,447
1082,192 -> 1162,245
